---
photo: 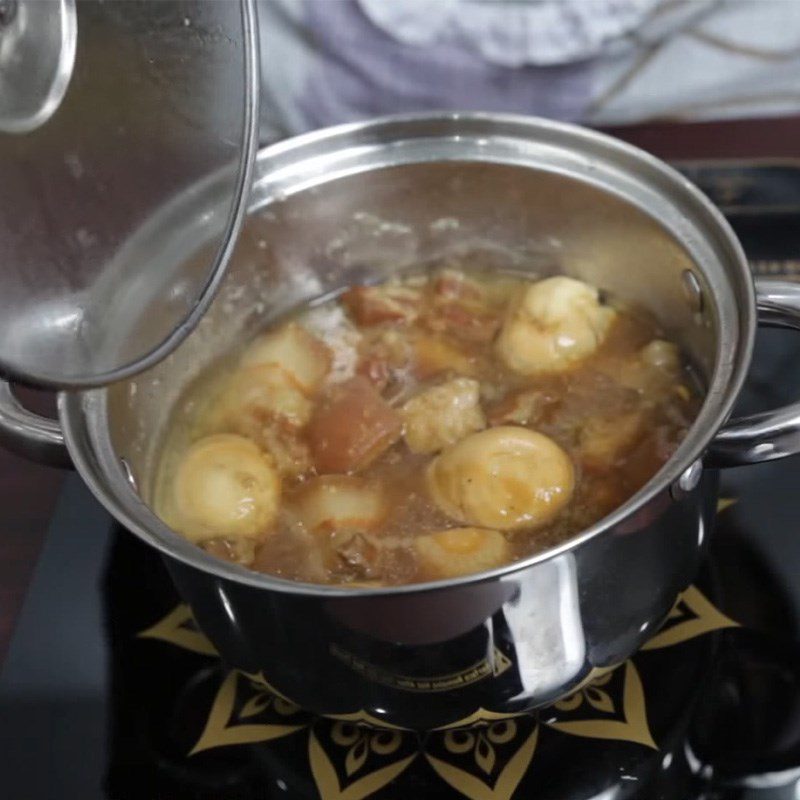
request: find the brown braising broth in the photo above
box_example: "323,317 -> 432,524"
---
154,267 -> 701,586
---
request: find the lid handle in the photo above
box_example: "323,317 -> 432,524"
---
0,0 -> 77,134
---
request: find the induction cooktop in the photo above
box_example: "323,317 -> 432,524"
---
3,162 -> 800,800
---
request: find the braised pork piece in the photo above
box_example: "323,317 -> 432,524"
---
155,268 -> 700,586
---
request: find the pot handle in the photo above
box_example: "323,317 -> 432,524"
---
707,279 -> 800,468
0,380 -> 71,468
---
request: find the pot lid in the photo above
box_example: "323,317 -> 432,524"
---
0,0 -> 259,388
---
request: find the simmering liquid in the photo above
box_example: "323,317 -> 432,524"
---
154,268 -> 701,586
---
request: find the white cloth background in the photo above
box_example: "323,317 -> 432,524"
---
257,0 -> 800,141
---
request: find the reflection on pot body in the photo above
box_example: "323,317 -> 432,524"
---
502,553 -> 585,702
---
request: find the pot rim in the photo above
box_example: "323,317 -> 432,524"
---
59,111 -> 755,597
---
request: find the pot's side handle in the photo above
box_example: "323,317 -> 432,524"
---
0,381 -> 71,468
707,279 -> 800,468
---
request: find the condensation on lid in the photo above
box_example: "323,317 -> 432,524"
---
0,0 -> 259,388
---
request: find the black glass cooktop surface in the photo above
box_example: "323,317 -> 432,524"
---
2,479 -> 800,800
3,163 -> 800,800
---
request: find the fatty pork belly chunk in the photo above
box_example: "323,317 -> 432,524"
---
355,327 -> 415,394
427,426 -> 574,530
411,333 -> 478,381
213,364 -> 314,433
293,475 -> 388,580
294,475 -> 388,535
241,322 -> 332,394
496,276 -> 616,375
579,339 -> 688,470
208,322 -> 332,476
307,376 -> 402,473
424,269 -> 504,343
415,527 -> 510,580
401,378 -> 486,454
616,339 -> 686,400
578,411 -> 646,472
168,434 -> 281,564
342,281 -> 422,326
353,312 -> 483,397
487,387 -> 555,427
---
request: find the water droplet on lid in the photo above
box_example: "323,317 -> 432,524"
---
64,152 -> 83,179
75,228 -> 96,248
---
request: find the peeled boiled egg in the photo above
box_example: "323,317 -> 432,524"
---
426,426 -> 574,530
495,276 -> 616,375
170,434 -> 280,543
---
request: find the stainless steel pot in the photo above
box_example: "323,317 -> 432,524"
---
3,114 -> 800,729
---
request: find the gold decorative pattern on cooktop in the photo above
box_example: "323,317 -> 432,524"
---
139,577 -> 739,800
191,670 -> 310,755
309,719 -> 418,800
543,661 -> 656,749
426,719 -> 539,800
642,585 -> 738,651
137,603 -> 218,656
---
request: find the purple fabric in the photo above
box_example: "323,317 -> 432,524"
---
297,0 -> 597,130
